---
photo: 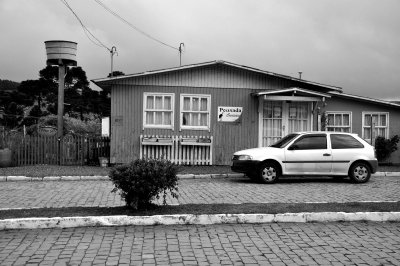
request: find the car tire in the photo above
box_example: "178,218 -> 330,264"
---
349,162 -> 371,183
258,162 -> 280,184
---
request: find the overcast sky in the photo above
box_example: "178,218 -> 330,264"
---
1,0 -> 399,99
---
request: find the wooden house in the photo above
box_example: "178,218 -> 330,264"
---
92,60 -> 400,165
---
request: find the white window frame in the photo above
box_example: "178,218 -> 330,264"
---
180,94 -> 211,131
325,111 -> 352,132
143,92 -> 175,129
362,112 -> 389,143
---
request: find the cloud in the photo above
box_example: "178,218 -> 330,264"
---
1,0 -> 399,99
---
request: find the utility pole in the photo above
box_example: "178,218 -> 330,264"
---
110,46 -> 117,77
57,63 -> 66,139
179,43 -> 184,66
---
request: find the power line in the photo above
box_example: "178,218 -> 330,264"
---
60,0 -> 111,51
93,0 -> 179,51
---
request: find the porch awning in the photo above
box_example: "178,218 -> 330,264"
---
252,87 -> 331,102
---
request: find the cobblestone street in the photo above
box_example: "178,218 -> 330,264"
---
0,175 -> 399,209
1,175 -> 400,265
1,222 -> 400,265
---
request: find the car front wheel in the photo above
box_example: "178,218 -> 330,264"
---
258,162 -> 280,184
349,162 -> 371,183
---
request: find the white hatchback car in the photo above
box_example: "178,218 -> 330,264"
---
231,132 -> 378,184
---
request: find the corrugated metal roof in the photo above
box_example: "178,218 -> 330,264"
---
92,60 -> 342,92
252,87 -> 331,98
330,91 -> 400,108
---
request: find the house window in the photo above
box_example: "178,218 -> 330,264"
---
180,94 -> 211,130
362,112 -> 389,144
143,93 -> 174,129
326,112 -> 351,132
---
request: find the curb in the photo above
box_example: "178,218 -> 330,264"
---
0,176 -> 110,182
0,172 -> 396,182
0,173 -> 246,182
1,212 -> 400,230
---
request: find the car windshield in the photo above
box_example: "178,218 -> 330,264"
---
269,133 -> 299,148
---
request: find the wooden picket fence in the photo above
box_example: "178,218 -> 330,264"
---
2,133 -> 110,166
140,135 -> 213,165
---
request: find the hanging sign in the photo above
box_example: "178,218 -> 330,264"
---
218,106 -> 243,123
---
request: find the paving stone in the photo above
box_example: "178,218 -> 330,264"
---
1,174 -> 400,265
7,176 -> 31,182
42,176 -> 61,181
60,176 -> 81,181
2,175 -> 400,209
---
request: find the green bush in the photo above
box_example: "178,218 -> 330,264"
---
109,158 -> 179,209
375,135 -> 399,162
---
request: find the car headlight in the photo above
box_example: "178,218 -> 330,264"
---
235,155 -> 253,161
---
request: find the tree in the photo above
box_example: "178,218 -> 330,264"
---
98,89 -> 111,117
18,79 -> 52,108
19,65 -> 109,119
22,105 -> 43,127
107,71 -> 125,78
0,79 -> 19,91
375,135 -> 400,162
3,102 -> 23,129
38,115 -> 101,136
2,65 -> 111,131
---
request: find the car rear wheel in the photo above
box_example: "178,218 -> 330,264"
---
258,162 -> 280,184
349,162 -> 371,183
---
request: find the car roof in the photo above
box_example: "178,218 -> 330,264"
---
296,131 -> 358,136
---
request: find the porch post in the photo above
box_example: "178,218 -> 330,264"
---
258,96 -> 263,147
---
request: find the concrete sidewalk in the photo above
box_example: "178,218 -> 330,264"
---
0,173 -> 399,229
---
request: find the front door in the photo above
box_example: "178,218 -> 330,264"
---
262,101 -> 311,146
284,133 -> 332,175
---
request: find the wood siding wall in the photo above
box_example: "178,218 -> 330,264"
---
110,64 -> 306,165
323,97 -> 400,163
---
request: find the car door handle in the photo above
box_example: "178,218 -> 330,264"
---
323,153 -> 331,156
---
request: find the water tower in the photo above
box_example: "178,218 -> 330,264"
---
44,41 -> 77,138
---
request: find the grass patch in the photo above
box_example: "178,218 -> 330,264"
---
0,165 -> 235,177
1,164 -> 399,177
1,202 -> 399,220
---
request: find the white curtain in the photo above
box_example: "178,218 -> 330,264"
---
182,96 -> 209,127
146,96 -> 154,109
145,95 -> 172,125
183,97 -> 190,111
263,102 -> 282,146
288,103 -> 308,133
192,98 -> 199,111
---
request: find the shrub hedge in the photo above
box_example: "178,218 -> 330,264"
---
109,158 -> 179,209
